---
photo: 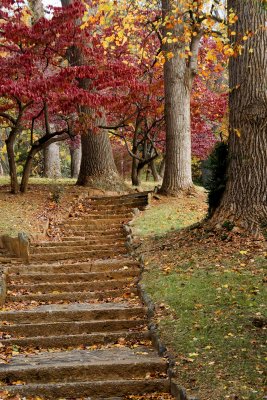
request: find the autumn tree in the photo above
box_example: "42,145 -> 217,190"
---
159,0 -> 226,195
29,0 -> 62,179
0,1 -> 141,192
210,0 -> 267,235
61,0 -> 126,191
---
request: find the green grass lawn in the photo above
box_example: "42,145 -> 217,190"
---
0,176 -> 76,186
134,192 -> 266,400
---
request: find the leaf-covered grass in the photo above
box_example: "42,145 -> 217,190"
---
0,177 -> 77,237
0,176 -> 76,186
134,191 -> 266,400
133,187 -> 207,237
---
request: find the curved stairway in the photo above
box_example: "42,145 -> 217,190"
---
0,193 -> 173,399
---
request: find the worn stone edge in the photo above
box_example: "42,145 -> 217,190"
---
0,267 -> 7,306
0,232 -> 30,264
123,193 -> 198,400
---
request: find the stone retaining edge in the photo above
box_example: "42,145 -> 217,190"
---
123,193 -> 198,400
0,268 -> 7,306
0,232 -> 30,263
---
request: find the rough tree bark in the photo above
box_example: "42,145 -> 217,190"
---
70,144 -> 81,179
43,143 -> 61,178
210,0 -> 267,235
76,127 -> 121,190
150,159 -> 160,182
160,0 -> 193,195
159,156 -> 165,178
61,0 -> 125,191
131,158 -> 141,186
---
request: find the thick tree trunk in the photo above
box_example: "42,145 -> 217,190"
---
61,0 -> 124,191
160,0 -> 193,195
43,143 -> 61,178
77,129 -> 123,190
28,0 -> 44,22
210,0 -> 267,235
70,145 -> 81,179
5,133 -> 19,194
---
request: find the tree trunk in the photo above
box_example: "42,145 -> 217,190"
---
159,156 -> 165,178
61,0 -> 124,191
150,159 -> 160,182
160,0 -> 193,195
28,0 -> 44,22
30,0 -> 62,178
131,158 -> 141,186
43,143 -> 61,178
70,145 -> 81,179
5,133 -> 19,194
210,0 -> 267,235
77,129 -> 123,190
20,148 -> 39,193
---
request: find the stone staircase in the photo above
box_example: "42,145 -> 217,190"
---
0,192 -> 174,399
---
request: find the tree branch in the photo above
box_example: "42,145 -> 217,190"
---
0,112 -> 16,126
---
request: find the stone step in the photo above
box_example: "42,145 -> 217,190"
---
7,277 -> 136,294
0,303 -> 146,324
90,192 -> 150,201
80,211 -> 133,217
32,238 -> 126,247
68,234 -> 125,242
84,203 -> 147,210
87,197 -> 148,206
7,259 -> 139,274
66,216 -> 131,224
29,248 -> 128,262
64,228 -> 124,235
62,223 -> 124,231
0,347 -> 166,384
6,287 -> 138,302
1,318 -> 146,337
30,243 -> 126,255
7,269 -> 139,284
1,330 -> 151,349
2,379 -> 169,399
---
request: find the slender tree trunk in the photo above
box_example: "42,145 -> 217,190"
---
70,145 -> 81,178
20,148 -> 39,193
131,158 -> 141,186
43,143 -> 61,178
150,159 -> 160,182
5,133 -> 19,194
146,166 -> 151,182
210,0 -> 267,235
159,156 -> 165,178
30,0 -> 62,179
160,0 -> 194,195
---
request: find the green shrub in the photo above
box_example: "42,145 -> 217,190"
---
204,141 -> 228,217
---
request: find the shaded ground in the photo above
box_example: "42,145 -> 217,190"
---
0,177 -> 87,239
133,189 -> 266,400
